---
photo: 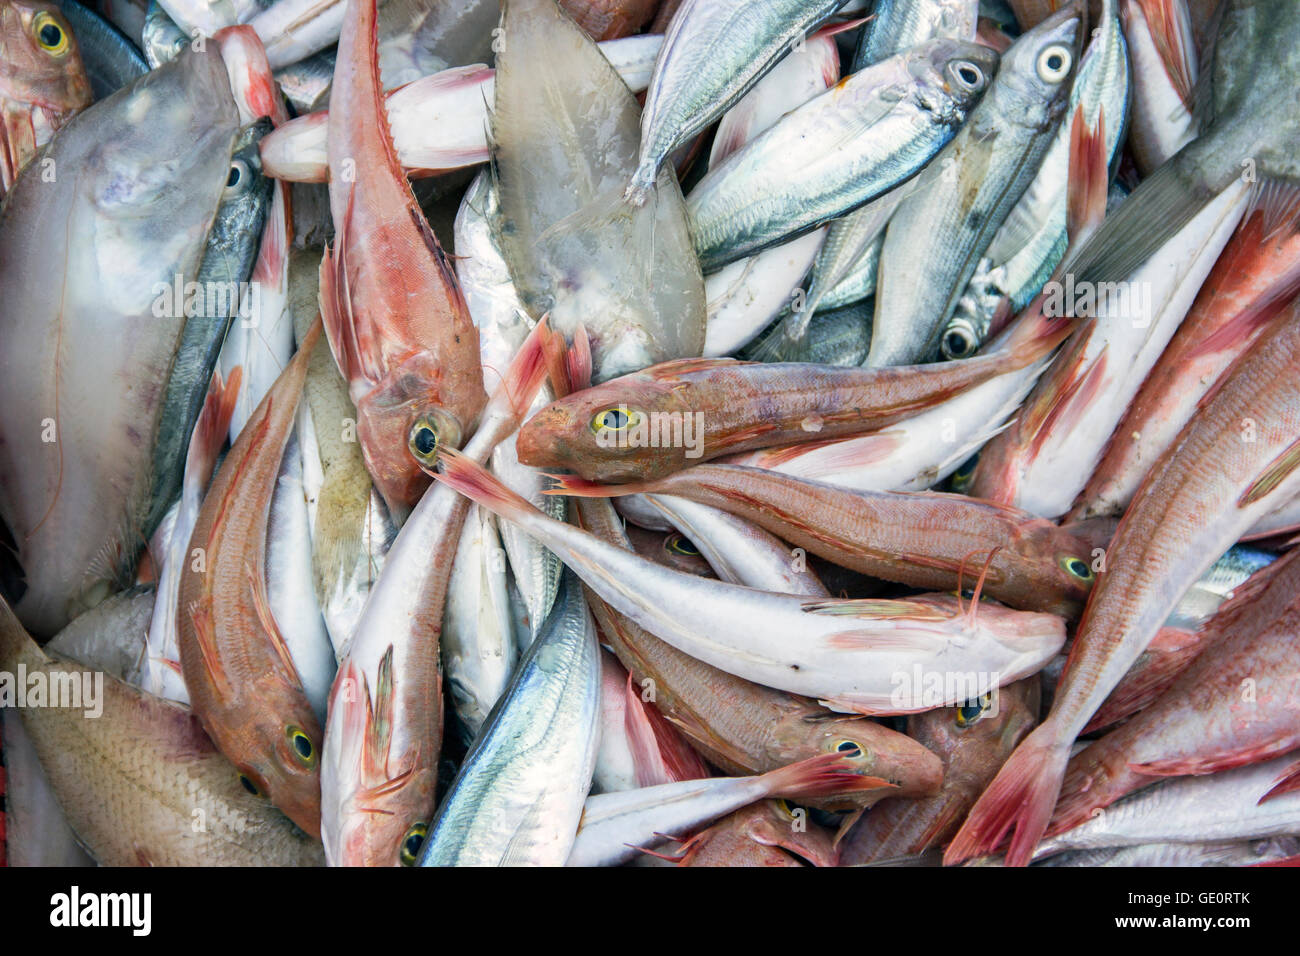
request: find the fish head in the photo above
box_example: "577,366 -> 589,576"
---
906,674 -> 1041,792
515,374 -> 695,482
0,0 -> 92,190
679,801 -> 840,867
993,2 -> 1081,117
913,38 -> 1000,118
771,712 -> 944,805
1016,522 -> 1099,615
625,524 -> 715,577
142,0 -> 190,68
355,351 -> 470,517
229,700 -> 325,839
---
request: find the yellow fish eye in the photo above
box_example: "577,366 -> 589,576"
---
286,726 -> 317,768
408,417 -> 439,466
1059,555 -> 1095,583
590,406 -> 641,434
665,534 -> 700,557
950,455 -> 978,491
955,692 -> 993,728
833,739 -> 862,758
33,12 -> 68,54
399,822 -> 428,866
774,799 -> 798,819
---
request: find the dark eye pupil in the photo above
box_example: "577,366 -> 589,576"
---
959,704 -> 982,722
836,741 -> 861,756
227,165 -> 241,188
414,427 -> 436,455
604,410 -> 627,428
669,535 -> 699,555
40,23 -> 61,46
958,66 -> 978,85
293,734 -> 312,758
944,330 -> 971,357
1047,54 -> 1062,71
239,774 -> 259,795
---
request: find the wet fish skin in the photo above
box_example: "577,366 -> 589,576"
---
627,0 -> 851,203
676,800 -> 841,867
321,0 -> 485,520
0,595 -> 325,866
840,676 -> 1040,864
419,571 -> 601,867
319,320 -> 547,867
851,0 -> 978,72
558,0 -> 656,41
686,38 -> 998,272
574,495 -> 944,809
442,503 -> 518,743
146,117 -> 272,540
1035,837 -> 1300,868
434,451 -> 1066,716
1123,0 -> 1197,177
1050,548 -> 1300,834
0,0 -> 92,195
560,464 -> 1096,617
868,5 -> 1080,367
0,46 -> 239,638
948,300 -> 1300,868
516,305 -> 1073,483
941,0 -> 1129,359
178,322 -> 326,839
143,0 -> 187,67
492,0 -> 704,383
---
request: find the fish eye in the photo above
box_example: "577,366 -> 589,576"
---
224,159 -> 250,192
950,455 -> 978,491
949,60 -> 986,92
1059,555 -> 1094,582
399,823 -> 428,866
590,406 -> 641,434
172,35 -> 189,54
774,799 -> 799,819
238,773 -> 263,796
34,13 -> 68,54
665,534 -> 700,557
286,726 -> 317,768
834,739 -> 863,758
955,692 -> 993,727
942,326 -> 979,360
408,418 -> 439,465
1036,44 -> 1072,83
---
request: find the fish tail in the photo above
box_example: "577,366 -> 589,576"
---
1046,740 -> 1140,836
622,670 -> 709,787
537,317 -> 591,400
943,720 -> 1070,866
430,449 -> 540,524
623,162 -> 658,208
757,752 -> 896,801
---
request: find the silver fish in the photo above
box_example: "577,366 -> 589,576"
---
850,0 -> 979,73
627,0 -> 851,203
146,117 -> 271,539
418,571 -> 601,866
940,0 -> 1129,360
0,46 -> 240,638
686,39 -> 997,272
442,503 -> 518,743
869,6 -> 1079,367
57,0 -> 148,97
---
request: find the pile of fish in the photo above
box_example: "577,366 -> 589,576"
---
2,0 -> 1300,868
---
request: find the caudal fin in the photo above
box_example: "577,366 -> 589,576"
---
485,315 -> 551,423
757,752 -> 896,802
944,721 -> 1070,866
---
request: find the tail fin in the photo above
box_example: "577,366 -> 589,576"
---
623,671 -> 710,787
943,720 -> 1070,866
429,449 -> 540,524
757,752 -> 895,802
